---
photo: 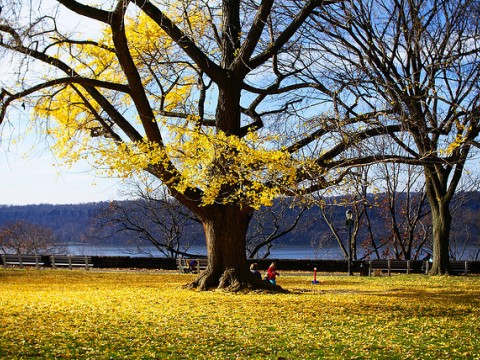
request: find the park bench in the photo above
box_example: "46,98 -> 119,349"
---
1,254 -> 44,269
50,255 -> 93,270
449,260 -> 470,275
176,258 -> 208,273
424,260 -> 470,275
369,259 -> 411,276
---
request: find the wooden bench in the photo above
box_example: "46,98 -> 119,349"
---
176,258 -> 208,273
50,255 -> 93,270
369,260 -> 411,276
449,260 -> 470,275
1,254 -> 44,269
424,260 -> 470,275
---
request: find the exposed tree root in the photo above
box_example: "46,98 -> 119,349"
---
186,268 -> 288,293
428,268 -> 450,276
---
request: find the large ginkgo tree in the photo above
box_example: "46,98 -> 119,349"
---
0,0 -> 400,291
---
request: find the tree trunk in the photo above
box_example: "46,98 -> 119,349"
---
428,200 -> 451,275
189,204 -> 285,292
424,165 -> 453,275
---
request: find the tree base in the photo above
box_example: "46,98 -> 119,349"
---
428,269 -> 454,276
186,267 -> 287,293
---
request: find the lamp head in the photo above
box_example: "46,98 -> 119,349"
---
345,209 -> 353,220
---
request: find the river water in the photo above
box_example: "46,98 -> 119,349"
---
67,244 -> 346,260
67,243 -> 479,260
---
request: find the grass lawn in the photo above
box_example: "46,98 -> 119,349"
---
1,269 -> 479,359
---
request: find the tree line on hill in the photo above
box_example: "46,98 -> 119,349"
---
1,191 -> 479,260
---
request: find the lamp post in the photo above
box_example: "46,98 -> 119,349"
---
345,209 -> 354,276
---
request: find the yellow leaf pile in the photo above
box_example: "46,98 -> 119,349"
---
1,269 -> 479,359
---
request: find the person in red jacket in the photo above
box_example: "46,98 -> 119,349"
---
266,262 -> 280,285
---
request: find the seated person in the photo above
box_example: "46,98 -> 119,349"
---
187,259 -> 198,273
250,263 -> 262,280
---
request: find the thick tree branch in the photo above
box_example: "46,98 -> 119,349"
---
0,77 -> 130,125
110,0 -> 162,142
0,25 -> 143,141
132,0 -> 225,84
56,0 -> 111,23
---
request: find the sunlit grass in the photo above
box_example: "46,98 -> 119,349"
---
1,269 -> 479,359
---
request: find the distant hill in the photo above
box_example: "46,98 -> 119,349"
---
1,192 -> 479,251
0,202 -> 107,244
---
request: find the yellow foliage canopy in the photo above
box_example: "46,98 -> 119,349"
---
31,9 -> 321,209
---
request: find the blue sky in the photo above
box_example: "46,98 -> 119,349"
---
1,132 -> 124,205
0,3 -> 125,206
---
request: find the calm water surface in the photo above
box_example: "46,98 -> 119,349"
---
67,243 -> 479,260
67,244 -> 346,259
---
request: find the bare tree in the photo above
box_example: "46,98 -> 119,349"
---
318,203 -> 354,259
315,162 -> 430,262
91,182 -> 200,258
311,0 -> 480,274
373,160 -> 431,260
312,186 -> 366,263
92,180 -> 306,259
448,189 -> 480,260
0,220 -> 61,255
246,198 -> 306,259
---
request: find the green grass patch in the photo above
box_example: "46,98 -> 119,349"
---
1,269 -> 479,359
